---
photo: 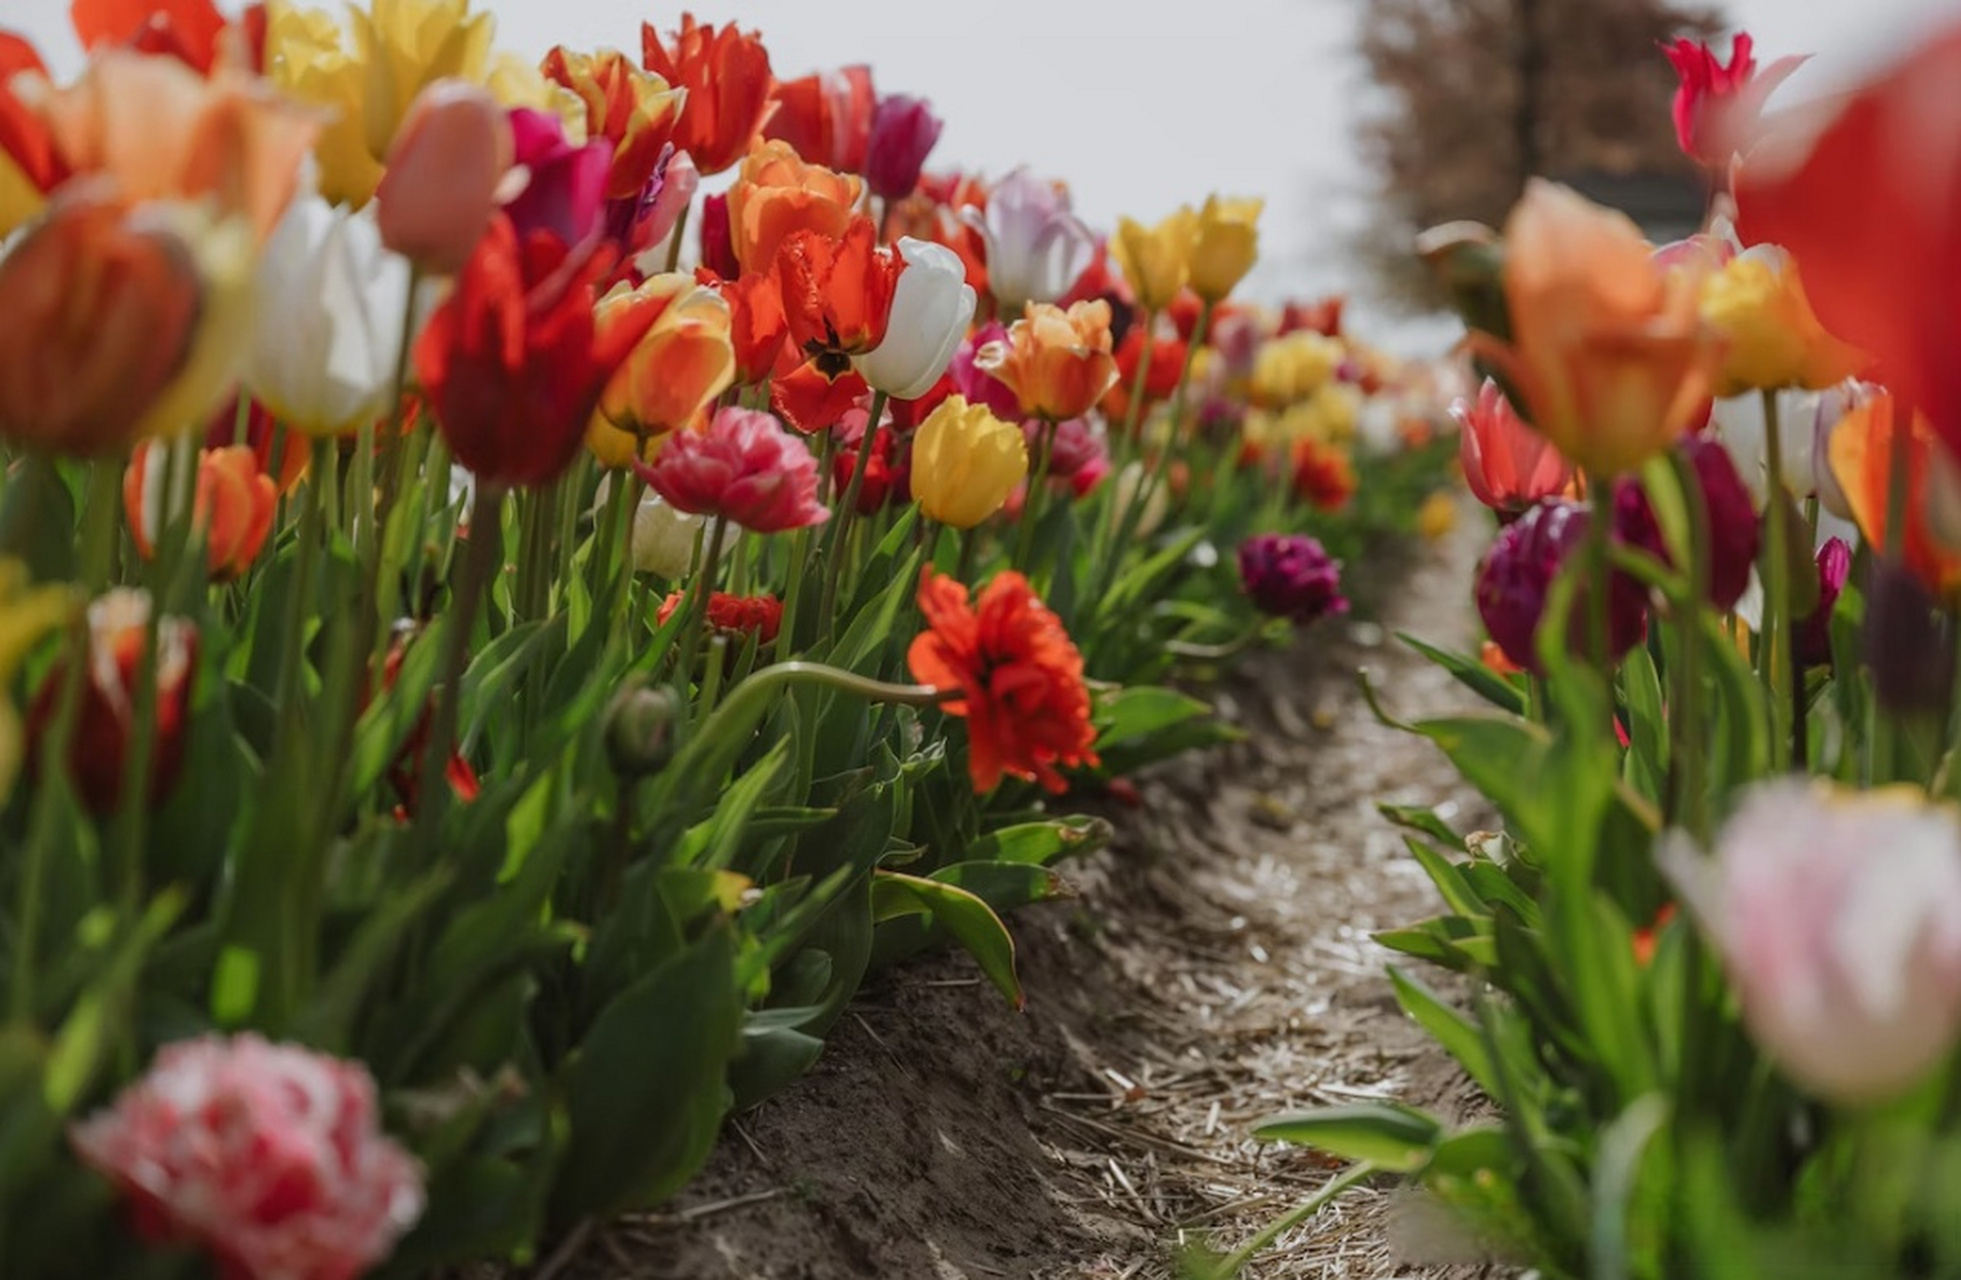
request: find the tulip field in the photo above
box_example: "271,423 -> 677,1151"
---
2,0 -> 1961,1277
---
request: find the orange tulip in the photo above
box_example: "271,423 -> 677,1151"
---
588,274 -> 737,466
776,218 -> 902,372
975,300 -> 1119,422
888,171 -> 990,302
123,440 -> 278,580
71,0 -> 230,74
701,266 -> 791,386
765,65 -> 874,174
725,140 -> 862,277
1472,180 -> 1722,477
540,46 -> 683,200
1828,392 -> 1961,598
19,48 -> 316,245
639,14 -> 774,177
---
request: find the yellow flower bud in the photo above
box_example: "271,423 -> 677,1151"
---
910,395 -> 1030,528
1250,332 -> 1341,408
1700,246 -> 1866,397
1110,207 -> 1197,312
1188,195 -> 1262,303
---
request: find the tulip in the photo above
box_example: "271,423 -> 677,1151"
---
1101,329 -> 1186,424
1280,295 -> 1345,338
1111,206 -> 1197,313
1699,245 -> 1866,396
1707,385 -> 1839,505
1291,436 -> 1357,512
27,587 -> 197,814
1827,392 -> 1961,598
1732,22 -> 1961,458
635,406 -> 828,533
976,300 -> 1119,422
70,0 -> 232,73
765,65 -> 875,173
966,169 -> 1094,310
70,1034 -> 424,1280
698,191 -> 740,280
499,105 -> 610,248
258,0 -> 383,206
655,590 -> 783,644
1473,181 -> 1722,478
587,275 -> 736,466
1453,378 -> 1577,514
1188,195 -> 1261,303
1793,537 -> 1852,669
1661,32 -> 1806,171
415,214 -> 651,488
539,46 -> 682,200
863,93 -> 942,202
832,409 -> 911,514
1661,779 -> 1961,1105
640,14 -> 774,176
726,140 -> 863,277
245,193 -> 414,436
910,395 -> 1029,528
626,492 -> 719,578
1613,433 -> 1761,612
1238,533 -> 1349,624
1863,561 -> 1957,713
950,321 -> 1022,422
1108,461 -> 1169,538
347,0 -> 494,163
1250,332 -> 1342,409
770,363 -> 868,435
888,169 -> 991,299
1026,416 -> 1109,499
0,36 -> 67,237
610,145 -> 696,275
0,182 -> 253,455
374,80 -> 512,274
124,441 -> 278,581
854,237 -> 976,399
776,219 -> 904,371
707,268 -> 791,386
1475,499 -> 1648,674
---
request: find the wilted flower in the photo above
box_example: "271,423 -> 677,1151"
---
635,406 -> 828,533
967,168 -> 1094,311
374,80 -> 512,274
640,14 -> 774,176
588,274 -> 736,465
1111,206 -> 1197,313
1453,378 -> 1577,514
70,1033 -> 424,1280
124,441 -> 277,581
27,588 -> 197,814
726,140 -> 862,276
855,237 -> 976,399
1662,779 -> 1961,1105
1238,533 -> 1349,624
976,300 -> 1119,422
864,93 -> 942,201
1188,194 -> 1261,303
910,395 -> 1028,528
1614,432 -> 1761,612
1474,499 -> 1648,674
539,46 -> 681,199
1661,32 -> 1805,170
1700,245 -> 1865,396
907,567 -> 1098,794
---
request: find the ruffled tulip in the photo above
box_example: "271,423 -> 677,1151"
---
765,64 -> 875,174
124,440 -> 277,581
1111,206 -> 1197,313
967,168 -> 1094,310
726,140 -> 862,277
770,363 -> 867,435
374,80 -> 512,275
1475,499 -> 1648,674
1238,533 -> 1349,623
864,93 -> 942,201
1700,245 -> 1866,396
540,46 -> 681,199
976,300 -> 1119,422
1827,392 -> 1961,598
907,568 -> 1098,794
705,267 -> 791,386
1473,180 -> 1721,477
910,395 -> 1028,528
1188,194 -> 1261,304
27,588 -> 196,814
1662,779 -> 1961,1104
640,14 -> 774,176
655,590 -> 782,644
347,0 -> 494,163
1453,378 -> 1577,514
1732,22 -> 1961,458
246,193 -> 414,435
0,182 -> 252,455
587,274 -> 735,465
1662,32 -> 1805,171
415,215 -> 650,488
635,406 -> 828,533
777,219 -> 904,371
70,1033 -> 424,1280
1614,433 -> 1761,611
854,237 -> 976,399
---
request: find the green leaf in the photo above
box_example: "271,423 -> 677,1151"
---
1377,803 -> 1460,846
1389,966 -> 1495,1094
1399,632 -> 1526,714
958,816 -> 1113,867
1093,686 -> 1213,747
1255,1102 -> 1444,1173
871,871 -> 1022,1008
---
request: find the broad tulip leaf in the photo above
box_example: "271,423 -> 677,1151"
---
1256,1102 -> 1444,1173
870,871 -> 1022,1009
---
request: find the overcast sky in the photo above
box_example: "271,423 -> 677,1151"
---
6,0 -> 1953,347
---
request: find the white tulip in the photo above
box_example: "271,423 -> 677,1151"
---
854,238 -> 976,399
963,168 -> 1093,310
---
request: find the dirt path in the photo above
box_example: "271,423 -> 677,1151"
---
550,513 -> 1502,1280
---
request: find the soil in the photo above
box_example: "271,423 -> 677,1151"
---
535,512 -> 1511,1280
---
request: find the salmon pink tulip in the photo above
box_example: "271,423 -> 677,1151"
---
1452,378 -> 1576,514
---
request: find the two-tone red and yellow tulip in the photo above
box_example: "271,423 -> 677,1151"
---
640,14 -> 774,176
587,274 -> 737,466
539,46 -> 681,200
975,300 -> 1119,423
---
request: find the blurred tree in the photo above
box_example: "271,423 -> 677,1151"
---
1355,0 -> 1724,307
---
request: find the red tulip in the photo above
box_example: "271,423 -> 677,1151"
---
640,14 -> 774,176
766,65 -> 874,173
1661,32 -> 1806,170
771,362 -> 868,435
70,0 -> 231,73
776,219 -> 903,372
1453,377 -> 1576,514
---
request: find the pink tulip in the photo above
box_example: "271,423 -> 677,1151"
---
964,168 -> 1094,310
635,406 -> 829,533
950,321 -> 1022,422
502,107 -> 611,249
375,81 -> 512,274
1452,378 -> 1576,514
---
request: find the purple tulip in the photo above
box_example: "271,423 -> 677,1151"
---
1238,533 -> 1349,624
502,108 -> 611,248
1614,432 -> 1760,612
1793,537 -> 1852,669
864,94 -> 943,201
1475,499 -> 1648,675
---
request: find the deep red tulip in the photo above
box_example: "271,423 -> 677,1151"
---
863,93 -> 942,201
1475,499 -> 1648,675
501,107 -> 610,249
1614,433 -> 1760,612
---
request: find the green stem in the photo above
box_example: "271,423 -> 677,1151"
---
663,202 -> 692,274
1013,417 -> 1058,575
1670,449 -> 1710,838
414,484 -> 503,839
1760,389 -> 1793,771
1584,475 -> 1612,672
1096,302 -> 1210,609
1196,1163 -> 1377,1279
774,523 -> 812,665
675,514 -> 728,696
373,265 -> 423,535
818,389 -> 887,635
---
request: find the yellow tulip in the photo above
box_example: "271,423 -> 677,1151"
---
263,0 -> 385,205
0,150 -> 44,239
1111,206 -> 1196,312
0,560 -> 75,802
1700,245 -> 1867,397
486,52 -> 586,143
1416,491 -> 1457,542
910,395 -> 1030,528
346,0 -> 495,163
1250,332 -> 1341,408
1188,195 -> 1262,303
588,276 -> 737,467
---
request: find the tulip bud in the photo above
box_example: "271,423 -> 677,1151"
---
375,81 -> 513,275
910,395 -> 1029,528
604,679 -> 680,778
1793,537 -> 1852,669
863,94 -> 943,202
1474,499 -> 1648,675
698,191 -> 740,280
124,441 -> 278,582
1238,533 -> 1349,624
